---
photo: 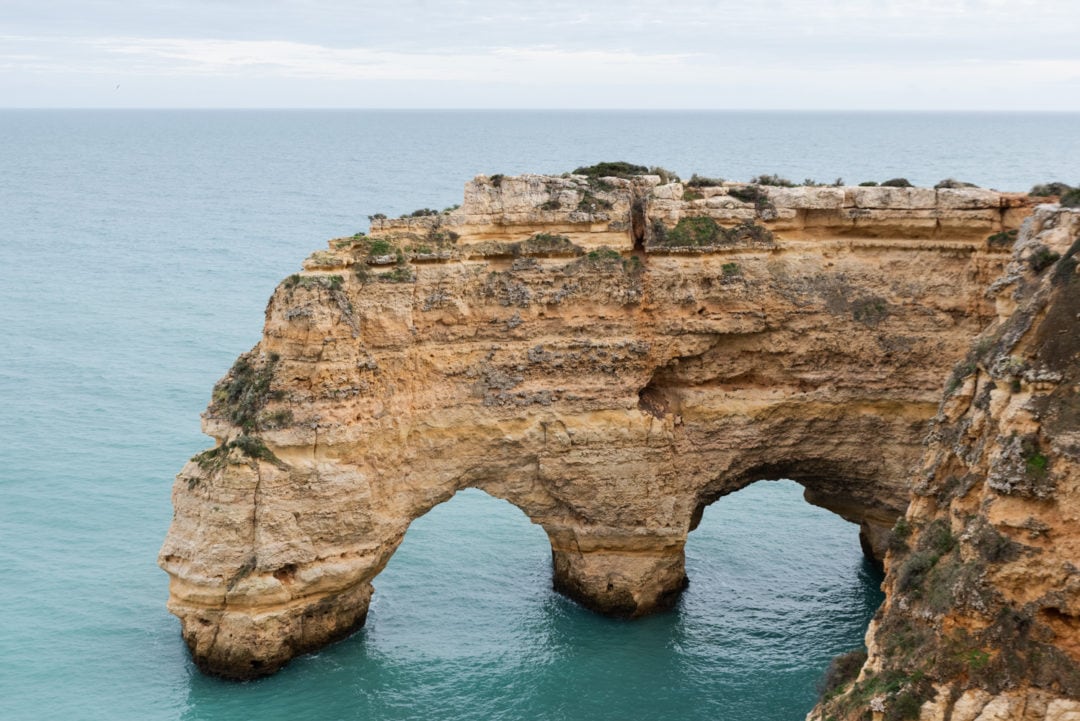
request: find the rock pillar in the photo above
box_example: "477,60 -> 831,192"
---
547,528 -> 688,616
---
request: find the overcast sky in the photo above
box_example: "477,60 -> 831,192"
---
3,0 -> 1079,109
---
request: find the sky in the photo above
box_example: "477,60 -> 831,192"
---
3,0 -> 1079,109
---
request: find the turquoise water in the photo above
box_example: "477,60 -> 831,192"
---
2,111 -> 1077,721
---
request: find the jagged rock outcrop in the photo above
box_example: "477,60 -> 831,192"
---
160,171 -> 1043,679
810,206 -> 1080,721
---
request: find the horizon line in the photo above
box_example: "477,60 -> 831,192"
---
4,106 -> 1080,113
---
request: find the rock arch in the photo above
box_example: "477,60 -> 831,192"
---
160,174 -> 1038,678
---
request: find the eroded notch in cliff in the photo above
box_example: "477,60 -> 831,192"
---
638,384 -> 667,419
630,183 -> 648,252
638,376 -> 674,420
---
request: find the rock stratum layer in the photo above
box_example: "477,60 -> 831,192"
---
159,172 -> 1062,684
811,206 -> 1080,720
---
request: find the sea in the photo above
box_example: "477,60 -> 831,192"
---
2,110 -> 1078,721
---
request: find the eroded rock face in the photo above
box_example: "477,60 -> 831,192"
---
810,207 -> 1080,721
160,174 -> 1041,679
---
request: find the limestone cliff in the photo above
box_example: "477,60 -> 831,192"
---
810,207 -> 1080,721
160,170 -> 1041,680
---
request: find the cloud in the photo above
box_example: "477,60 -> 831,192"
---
8,35 -> 706,83
64,35 -> 1080,87
2,20 -> 1080,109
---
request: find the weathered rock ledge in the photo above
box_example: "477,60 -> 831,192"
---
160,173 -> 1055,682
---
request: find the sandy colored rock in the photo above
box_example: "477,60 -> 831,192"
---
953,690 -> 995,721
1046,699 -> 1080,721
160,174 -> 1053,680
976,696 -> 1024,721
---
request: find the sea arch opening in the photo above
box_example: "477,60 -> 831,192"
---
682,478 -> 886,718
365,487 -> 554,649
692,459 -> 907,565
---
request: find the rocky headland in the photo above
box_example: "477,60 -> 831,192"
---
159,166 -> 1076,715
810,203 -> 1080,720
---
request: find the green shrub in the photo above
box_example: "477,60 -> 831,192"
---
405,208 -> 438,218
721,262 -> 741,277
653,217 -> 772,248
489,173 -> 504,187
192,444 -> 228,474
664,216 -> 722,246
1024,450 -> 1048,476
886,689 -> 925,721
521,232 -> 576,255
924,557 -> 975,612
259,409 -> 294,430
194,434 -> 287,471
896,550 -> 939,593
211,353 -> 283,432
1061,188 -> 1080,207
918,519 -> 957,556
649,166 -> 680,184
859,181 -> 879,186
368,212 -> 387,221
728,185 -> 770,208
818,649 -> 868,699
970,523 -> 1018,563
727,221 -> 774,244
750,173 -> 794,187
531,233 -> 569,244
426,227 -> 460,245
881,178 -> 913,188
378,266 -> 415,283
577,191 -> 614,212
945,360 -> 977,395
369,239 -> 393,256
686,173 -> 724,187
935,178 -> 979,189
889,517 -> 912,553
1030,246 -> 1061,273
572,161 -> 649,179
963,649 -> 991,671
232,434 -> 283,466
284,273 -> 342,291
539,198 -> 562,210
586,248 -> 622,261
987,229 -> 1019,248
682,188 -> 704,201
801,177 -> 843,187
442,204 -> 460,213
1029,181 -> 1072,197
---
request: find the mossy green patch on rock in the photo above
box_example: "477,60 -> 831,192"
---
210,353 -> 284,432
650,217 -> 774,249
192,434 -> 288,473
